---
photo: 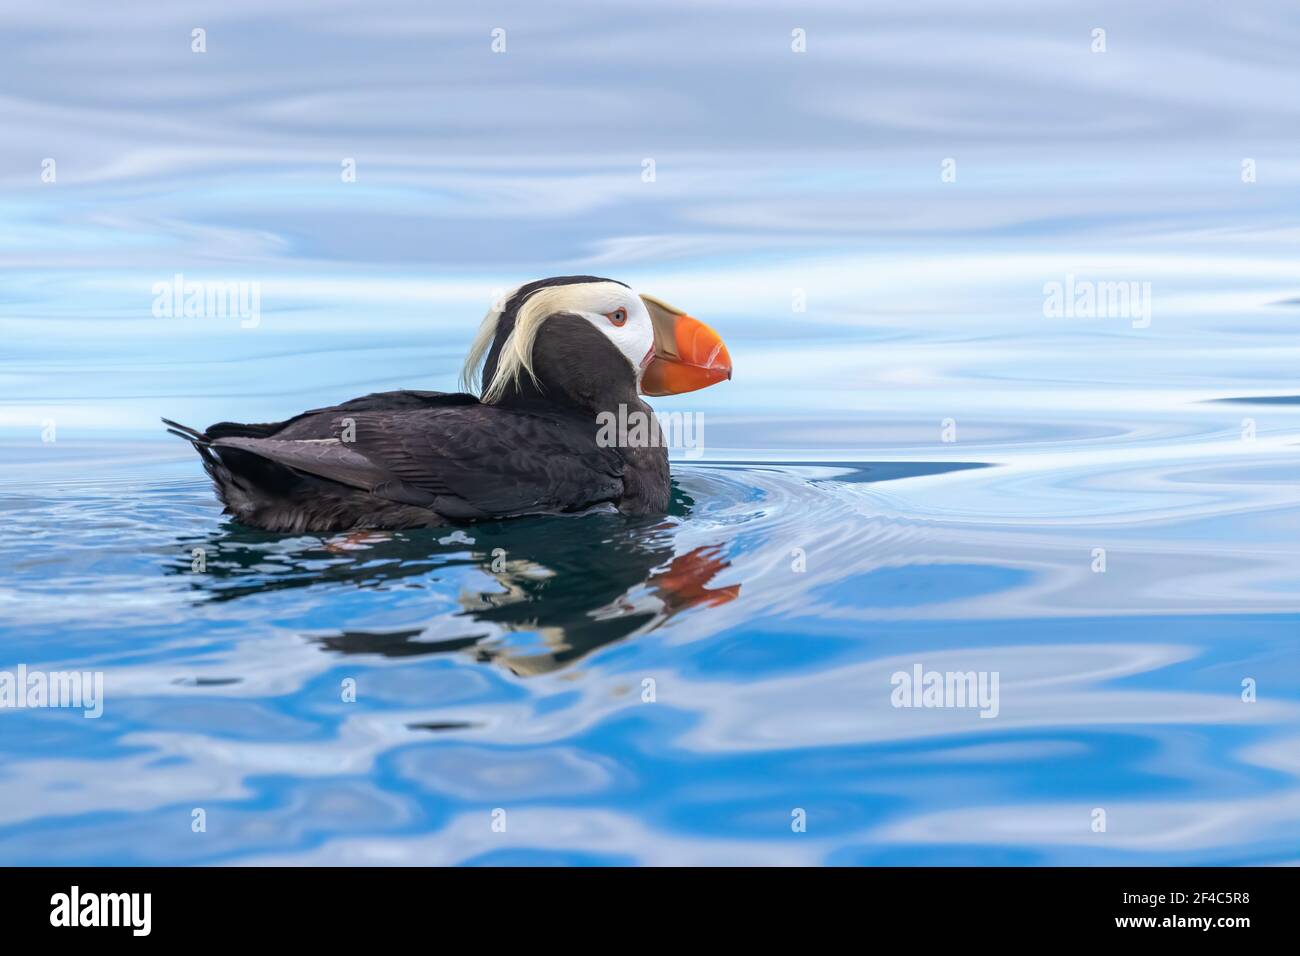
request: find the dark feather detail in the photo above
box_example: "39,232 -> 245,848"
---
164,387 -> 645,532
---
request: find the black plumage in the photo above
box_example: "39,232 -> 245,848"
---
165,278 -> 672,533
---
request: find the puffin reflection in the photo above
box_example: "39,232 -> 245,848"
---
173,497 -> 738,677
454,538 -> 738,676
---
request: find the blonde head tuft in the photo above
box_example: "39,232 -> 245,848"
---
461,285 -> 616,403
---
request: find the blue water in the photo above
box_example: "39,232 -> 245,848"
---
3,1 -> 1300,865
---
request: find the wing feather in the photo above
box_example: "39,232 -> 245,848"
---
210,403 -> 624,519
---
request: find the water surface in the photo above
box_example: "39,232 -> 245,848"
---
2,0 -> 1300,865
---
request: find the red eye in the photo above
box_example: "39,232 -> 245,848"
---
606,308 -> 627,327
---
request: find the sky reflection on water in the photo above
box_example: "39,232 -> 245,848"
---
2,1 -> 1300,864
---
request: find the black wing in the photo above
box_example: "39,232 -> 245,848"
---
209,402 -> 625,520
205,389 -> 477,440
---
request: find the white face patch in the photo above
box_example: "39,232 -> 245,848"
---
565,282 -> 656,377
464,280 -> 656,403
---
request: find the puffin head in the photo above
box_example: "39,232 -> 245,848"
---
460,276 -> 732,408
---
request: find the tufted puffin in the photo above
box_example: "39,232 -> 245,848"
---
163,276 -> 732,533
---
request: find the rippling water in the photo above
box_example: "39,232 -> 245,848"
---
3,430 -> 1300,864
4,0 -> 1300,865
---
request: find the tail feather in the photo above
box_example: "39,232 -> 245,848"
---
161,417 -> 209,444
161,417 -> 225,475
163,415 -> 308,520
162,408 -> 446,531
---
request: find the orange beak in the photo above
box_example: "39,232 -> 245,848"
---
638,294 -> 733,396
